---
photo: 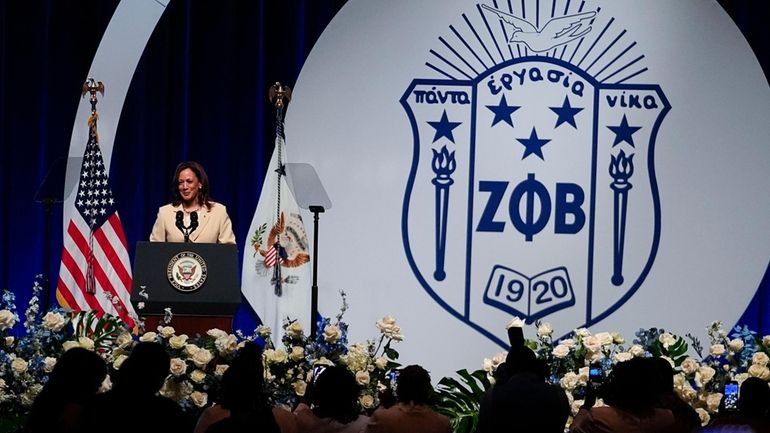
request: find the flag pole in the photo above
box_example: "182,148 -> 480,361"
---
82,78 -> 105,295
268,83 -> 291,298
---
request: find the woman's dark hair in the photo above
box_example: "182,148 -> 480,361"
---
218,341 -> 267,411
738,377 -> 770,416
170,161 -> 212,208
604,357 -> 659,417
311,365 -> 360,424
396,365 -> 433,405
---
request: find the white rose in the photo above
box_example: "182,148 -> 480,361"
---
763,335 -> 770,347
560,372 -> 580,391
673,373 -> 686,389
113,354 -> 128,370
156,326 -> 175,338
691,367 -> 713,388
734,373 -> 749,385
169,335 -> 189,349
537,322 -> 553,337
359,394 -> 376,409
355,371 -> 370,385
583,336 -> 602,352
78,336 -> 95,351
43,357 -> 57,373
11,357 -> 28,375
170,358 -> 187,376
681,357 -> 700,375
658,332 -> 677,349
696,408 -> 710,426
206,328 -> 228,339
293,380 -> 307,396
629,344 -> 645,357
192,348 -> 214,368
728,338 -> 744,353
286,321 -> 304,338
215,335 -> 238,356
748,364 -> 770,380
586,350 -> 603,363
323,324 -> 341,343
578,367 -> 589,384
116,332 -> 133,348
215,364 -> 229,377
706,393 -> 723,412
374,357 -> 388,370
560,338 -> 576,348
290,346 -> 305,362
42,312 -> 67,331
62,340 -> 80,351
190,369 -> 207,383
709,344 -> 726,357
190,391 -> 208,408
613,352 -> 633,363
265,349 -> 289,364
611,333 -> 625,344
595,332 -> 613,346
256,325 -> 271,337
552,344 -> 571,359
752,352 -> 770,366
184,344 -> 200,357
5,336 -> 14,346
506,317 -> 525,329
0,310 -> 16,331
376,316 -> 404,341
139,332 -> 157,342
574,328 -> 591,338
571,399 -> 584,416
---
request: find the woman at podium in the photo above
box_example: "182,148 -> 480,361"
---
150,161 -> 236,244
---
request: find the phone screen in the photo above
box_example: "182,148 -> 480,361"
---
724,382 -> 739,410
589,366 -> 602,382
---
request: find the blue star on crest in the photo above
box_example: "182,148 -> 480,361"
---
486,95 -> 521,127
427,110 -> 462,143
549,96 -> 583,128
516,127 -> 551,160
607,114 -> 642,147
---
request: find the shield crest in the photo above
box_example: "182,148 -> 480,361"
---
402,55 -> 669,346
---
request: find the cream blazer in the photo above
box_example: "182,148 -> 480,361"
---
149,202 -> 236,244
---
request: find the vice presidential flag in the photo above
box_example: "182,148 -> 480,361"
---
242,128 -> 311,342
56,113 -> 137,329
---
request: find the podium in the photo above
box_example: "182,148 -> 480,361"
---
131,241 -> 240,335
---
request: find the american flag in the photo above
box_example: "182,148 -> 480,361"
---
56,114 -> 137,328
263,243 -> 285,267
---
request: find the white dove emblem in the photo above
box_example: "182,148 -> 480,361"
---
481,4 -> 597,53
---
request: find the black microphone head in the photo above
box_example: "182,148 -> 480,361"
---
189,212 -> 199,231
175,211 -> 184,230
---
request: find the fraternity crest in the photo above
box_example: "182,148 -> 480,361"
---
401,2 -> 670,346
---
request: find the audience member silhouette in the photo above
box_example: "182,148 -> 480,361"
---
294,365 -> 369,433
363,364 -> 451,433
194,341 -> 289,433
481,353 -> 569,433
25,347 -> 107,433
703,376 -> 770,433
647,357 -> 701,433
570,357 -> 678,433
76,341 -> 188,433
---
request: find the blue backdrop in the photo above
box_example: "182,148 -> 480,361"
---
0,0 -> 767,335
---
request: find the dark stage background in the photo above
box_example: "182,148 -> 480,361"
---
0,0 -> 768,336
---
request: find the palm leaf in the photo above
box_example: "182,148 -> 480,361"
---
430,368 -> 490,433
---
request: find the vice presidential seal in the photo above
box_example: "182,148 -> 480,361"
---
167,251 -> 208,292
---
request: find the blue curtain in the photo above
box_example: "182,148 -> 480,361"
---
0,0 -> 767,335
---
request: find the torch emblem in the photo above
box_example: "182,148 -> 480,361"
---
401,1 -> 670,346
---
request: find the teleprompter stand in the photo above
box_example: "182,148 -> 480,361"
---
285,163 -> 332,339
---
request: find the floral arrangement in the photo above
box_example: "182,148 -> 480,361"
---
0,278 -> 403,432
445,317 -> 770,432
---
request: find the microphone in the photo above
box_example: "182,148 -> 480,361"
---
189,211 -> 199,233
175,211 -> 185,233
